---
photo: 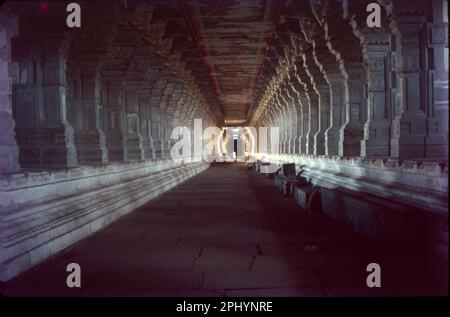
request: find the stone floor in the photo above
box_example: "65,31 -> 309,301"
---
1,163 -> 447,297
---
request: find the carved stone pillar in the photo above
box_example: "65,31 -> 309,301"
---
123,90 -> 144,161
291,62 -> 308,155
425,0 -> 448,158
300,15 -> 339,157
139,96 -> 155,160
0,9 -> 20,172
274,88 -> 287,154
288,69 -> 304,154
325,74 -> 345,156
102,79 -> 128,162
160,82 -> 176,158
381,0 -> 428,158
293,56 -> 313,155
301,50 -> 322,155
361,30 -> 391,157
149,78 -> 168,159
279,88 -> 290,154
294,75 -> 310,155
78,61 -> 108,164
339,63 -> 366,157
179,94 -> 193,125
39,33 -> 78,168
285,80 -> 299,154
315,85 -> 331,155
310,0 -> 366,157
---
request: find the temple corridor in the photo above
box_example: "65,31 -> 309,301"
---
2,163 -> 446,296
0,0 -> 448,297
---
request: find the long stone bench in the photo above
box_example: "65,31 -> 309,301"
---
0,160 -> 209,281
320,186 -> 448,259
274,163 -> 305,196
250,153 -> 448,259
293,186 -> 321,213
254,154 -> 448,214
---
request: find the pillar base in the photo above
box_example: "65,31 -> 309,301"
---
126,137 -> 145,162
0,144 -> 19,173
18,125 -> 78,169
362,141 -> 390,158
325,128 -> 340,156
153,139 -> 164,159
425,136 -> 448,159
0,112 -> 20,173
315,132 -> 326,156
339,127 -> 363,157
76,131 -> 108,165
107,143 -> 127,162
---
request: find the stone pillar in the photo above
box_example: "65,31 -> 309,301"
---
325,74 -> 345,156
314,84 -> 330,156
382,0 -> 428,158
293,60 -> 312,155
339,63 -> 366,157
285,80 -> 299,154
160,82 -> 176,158
425,0 -> 448,158
150,106 -> 162,159
301,45 -> 323,155
123,90 -> 145,161
139,96 -> 155,160
299,15 -> 340,157
310,0 -> 367,157
0,9 -> 19,172
168,86 -> 186,156
149,78 -> 168,159
288,74 -> 303,154
179,94 -> 192,126
174,90 -> 187,126
274,89 -> 287,154
279,88 -> 290,154
291,64 -> 307,155
78,61 -> 108,164
40,33 -> 78,168
361,30 -> 391,157
103,79 -> 128,162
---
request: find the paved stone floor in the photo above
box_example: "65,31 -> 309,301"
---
1,163 -> 447,297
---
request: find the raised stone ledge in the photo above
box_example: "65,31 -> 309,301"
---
0,159 -> 194,208
0,160 -> 209,281
253,154 -> 448,214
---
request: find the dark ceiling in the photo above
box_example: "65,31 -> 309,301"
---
181,0 -> 283,125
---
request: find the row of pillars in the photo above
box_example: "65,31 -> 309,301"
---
253,0 -> 448,160
0,9 -> 215,172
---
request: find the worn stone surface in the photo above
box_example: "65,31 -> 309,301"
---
1,163 -> 446,296
0,160 -> 209,281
